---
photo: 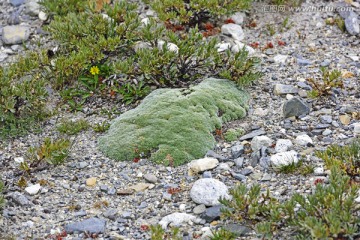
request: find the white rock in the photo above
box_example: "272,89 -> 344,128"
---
251,136 -> 273,152
355,190 -> 360,203
159,212 -> 196,229
353,123 -> 360,136
190,178 -> 230,206
229,12 -> 245,25
348,55 -> 359,61
314,167 -> 324,175
14,157 -> 25,164
157,40 -> 179,53
179,204 -> 186,211
25,0 -> 41,16
295,134 -> 313,146
270,150 -> 299,167
25,184 -> 41,195
231,41 -> 255,55
253,107 -> 268,116
273,54 -> 288,64
188,157 -> 219,176
275,139 -> 293,153
0,52 -> 8,62
322,129 -> 332,136
217,162 -> 231,171
216,42 -> 231,52
38,11 -> 47,21
221,23 -> 244,41
141,17 -> 150,26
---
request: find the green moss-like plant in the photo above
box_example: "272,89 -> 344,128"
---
99,78 -> 249,166
224,128 -> 244,142
0,180 -> 5,210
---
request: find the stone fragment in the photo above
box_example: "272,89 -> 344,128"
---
201,205 -> 222,222
229,12 -> 245,25
221,23 -> 244,41
117,189 -> 134,195
275,139 -> 293,153
283,98 -> 310,118
25,184 -> 41,195
354,123 -> 360,136
231,41 -> 255,55
270,150 -> 299,167
224,224 -> 252,236
193,204 -> 206,215
274,84 -> 298,95
239,129 -> 266,140
65,217 -> 106,234
188,157 -> 219,176
339,115 -> 351,125
190,178 -> 230,206
251,136 -> 273,152
143,173 -> 157,183
273,54 -> 288,64
159,213 -> 196,229
295,134 -> 313,146
129,183 -> 152,192
86,177 -> 97,187
25,0 -> 41,16
10,192 -> 31,206
345,12 -> 360,35
2,25 -> 30,45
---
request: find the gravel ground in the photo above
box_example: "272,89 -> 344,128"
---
0,0 -> 359,239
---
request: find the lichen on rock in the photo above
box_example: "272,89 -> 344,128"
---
98,78 -> 249,166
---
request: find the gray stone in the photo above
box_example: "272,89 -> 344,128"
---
297,58 -> 312,66
322,129 -> 332,136
10,0 -> 25,6
65,217 -> 106,234
78,161 -> 88,169
295,134 -> 313,146
74,210 -> 87,217
144,173 -> 157,183
159,213 -> 196,229
193,204 -> 206,214
239,128 -> 266,140
320,115 -> 332,124
10,192 -> 31,206
320,59 -> 331,67
283,98 -> 310,118
221,23 -> 244,41
8,12 -> 21,25
162,192 -> 172,201
100,185 -> 108,192
0,53 -> 8,62
205,150 -> 227,161
259,157 -> 270,169
275,139 -> 293,153
103,208 -> 117,220
337,2 -> 352,19
224,224 -> 252,236
190,178 -> 230,206
138,202 -> 148,209
231,144 -> 244,158
25,0 -> 41,16
239,168 -> 252,176
251,136 -> 273,152
2,25 -> 31,45
202,171 -> 212,178
274,84 -> 298,95
231,172 -> 246,181
201,205 -> 222,222
107,187 -> 116,195
270,150 -> 299,167
234,157 -> 244,167
345,12 -> 360,35
297,82 -> 312,90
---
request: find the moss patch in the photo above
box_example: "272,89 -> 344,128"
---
98,78 -> 249,166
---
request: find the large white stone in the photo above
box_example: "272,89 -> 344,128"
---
275,139 -> 293,153
251,136 -> 273,152
229,12 -> 245,25
216,42 -> 232,52
188,157 -> 219,176
159,212 -> 196,229
190,178 -> 230,206
270,150 -> 299,167
2,25 -> 30,45
295,134 -> 313,146
25,184 -> 41,195
221,23 -> 244,41
231,41 -> 255,55
157,40 -> 179,53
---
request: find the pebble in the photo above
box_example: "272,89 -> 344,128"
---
10,192 -> 31,206
65,217 -> 106,234
2,25 -> 31,45
270,150 -> 299,167
193,204 -> 206,215
339,115 -> 351,125
25,184 -> 41,195
10,0 -> 25,6
273,54 -> 288,64
86,177 -> 97,186
239,128 -> 266,140
229,12 -> 245,25
221,23 -> 244,41
345,12 -> 360,36
190,178 -> 230,206
188,157 -> 219,176
201,205 -> 222,222
274,84 -> 298,95
295,134 -> 313,146
143,173 -> 158,183
275,139 -> 293,153
251,136 -> 273,152
159,213 -> 196,229
283,98 -> 310,118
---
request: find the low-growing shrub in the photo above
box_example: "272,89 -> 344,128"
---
0,180 -> 5,210
307,67 -> 343,98
57,119 -> 90,135
224,128 -> 244,142
98,78 -> 249,166
93,121 -> 110,133
150,224 -> 181,240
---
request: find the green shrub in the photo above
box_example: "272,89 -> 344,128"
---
220,167 -> 360,239
143,0 -> 252,27
0,180 -> 5,210
57,119 -> 90,135
28,137 -> 70,165
92,121 -> 110,133
315,138 -> 359,179
307,67 -> 343,98
224,128 -> 244,142
150,224 -> 181,240
99,78 -> 249,166
0,53 -> 49,138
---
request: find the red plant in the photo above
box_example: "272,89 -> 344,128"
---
133,157 -> 140,163
314,178 -> 325,185
47,230 -> 67,240
140,224 -> 150,231
204,22 -> 214,31
247,20 -> 257,28
224,18 -> 235,24
249,42 -> 260,49
278,40 -> 286,46
167,187 -> 181,195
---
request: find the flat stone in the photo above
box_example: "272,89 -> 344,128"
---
231,172 -> 246,181
2,25 -> 31,45
188,157 -> 219,176
239,129 -> 266,141
283,98 -> 310,118
65,217 -> 106,234
10,192 -> 31,206
221,23 -> 244,41
234,157 -> 244,167
117,189 -> 134,195
129,183 -> 153,192
201,205 -> 222,222
251,136 -> 273,152
143,173 -> 157,183
231,145 -> 244,158
274,84 -> 298,95
295,134 -> 313,146
159,213 -> 196,229
345,12 -> 360,36
193,204 -> 206,215
320,115 -> 332,124
190,178 -> 230,206
25,184 -> 41,195
339,115 -> 351,125
297,58 -> 312,66
10,0 -> 25,6
103,208 -> 118,221
86,177 -> 97,187
224,223 -> 252,236
270,150 -> 299,167
273,54 -> 288,64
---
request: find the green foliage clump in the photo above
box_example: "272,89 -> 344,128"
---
0,180 -> 5,210
57,119 -> 90,135
143,0 -> 252,27
307,67 -> 343,98
315,138 -> 359,179
28,137 -> 71,165
224,128 -> 244,142
276,160 -> 314,175
0,52 -> 49,138
99,78 -> 249,166
39,0 -> 88,17
220,166 -> 360,239
150,224 -> 181,240
93,121 -> 110,133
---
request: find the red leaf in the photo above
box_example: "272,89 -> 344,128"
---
133,157 -> 140,163
140,225 -> 150,231
278,40 -> 286,46
225,18 -> 235,24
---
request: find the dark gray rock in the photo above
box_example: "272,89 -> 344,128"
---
100,185 -> 108,192
233,157 -> 244,167
206,150 -> 227,161
65,217 -> 106,234
283,98 -> 310,118
231,172 -> 246,181
10,192 -> 31,206
231,144 -> 244,158
259,157 -> 271,169
297,82 -> 312,90
201,205 -> 222,222
239,129 -> 266,141
239,168 -> 253,176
